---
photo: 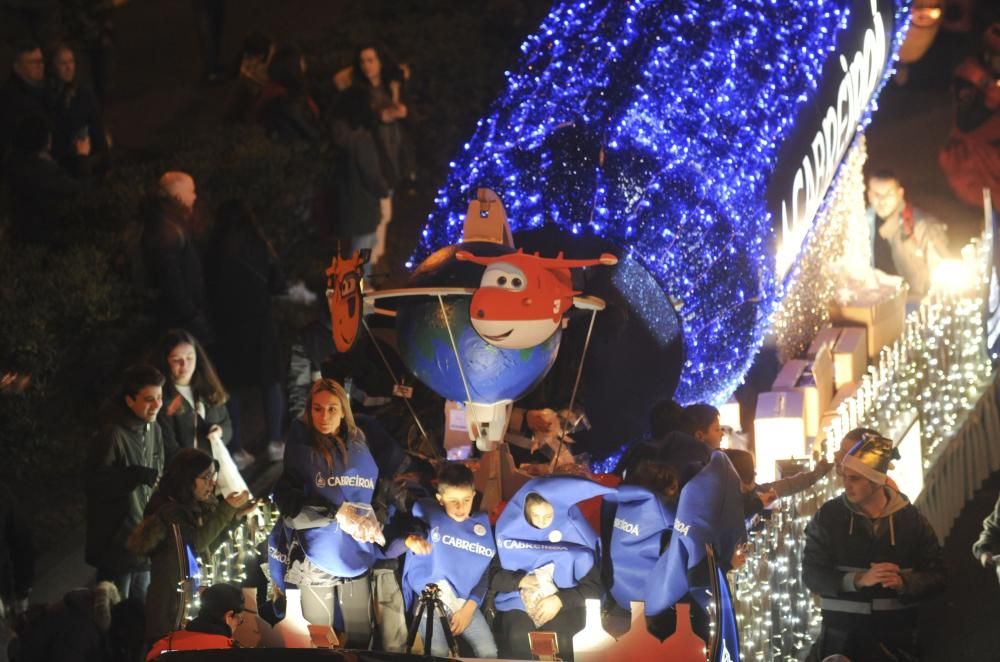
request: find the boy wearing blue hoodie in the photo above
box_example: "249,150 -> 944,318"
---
400,463 -> 498,657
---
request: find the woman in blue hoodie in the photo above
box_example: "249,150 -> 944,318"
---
271,379 -> 381,648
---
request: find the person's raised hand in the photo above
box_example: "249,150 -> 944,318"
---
757,487 -> 779,507
206,425 -> 223,444
981,552 -> 995,568
74,135 -> 91,156
404,535 -> 432,555
225,490 -> 251,508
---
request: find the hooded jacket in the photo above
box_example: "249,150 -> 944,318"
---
85,403 -> 165,573
803,487 -> 945,609
127,498 -> 239,643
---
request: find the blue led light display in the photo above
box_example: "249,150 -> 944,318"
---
410,0 -> 908,406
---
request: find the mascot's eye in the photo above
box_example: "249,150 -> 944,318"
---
511,277 -> 522,288
497,276 -> 507,286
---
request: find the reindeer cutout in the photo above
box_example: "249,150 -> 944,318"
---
326,249 -> 370,353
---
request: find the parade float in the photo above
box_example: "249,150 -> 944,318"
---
187,0 -> 1000,659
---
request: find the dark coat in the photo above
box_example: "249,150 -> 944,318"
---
0,71 -> 49,160
140,196 -> 214,345
157,385 -> 232,462
256,83 -> 321,144
127,498 -> 239,643
46,78 -> 108,172
85,403 -> 165,574
5,149 -> 89,244
803,489 -> 945,660
333,122 -> 388,238
205,224 -> 285,388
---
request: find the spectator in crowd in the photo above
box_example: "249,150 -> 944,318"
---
141,171 -> 215,345
63,0 -> 126,101
803,433 -> 945,661
332,88 -> 389,267
46,43 -> 108,174
271,379 -> 384,648
256,45 -> 320,144
205,200 -> 286,469
0,482 -> 33,620
145,583 -> 246,659
939,22 -> 999,212
4,113 -> 90,244
128,448 -> 249,645
0,40 -> 49,164
223,31 -> 275,123
155,328 -> 233,464
341,43 -> 410,267
7,581 -> 123,662
191,0 -> 226,83
85,365 -> 166,602
865,169 -> 949,297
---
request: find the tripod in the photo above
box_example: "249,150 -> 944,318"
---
405,583 -> 459,657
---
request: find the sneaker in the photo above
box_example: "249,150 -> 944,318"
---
268,440 -> 286,463
231,449 -> 255,471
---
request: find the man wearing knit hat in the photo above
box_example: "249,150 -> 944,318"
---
802,432 -> 945,662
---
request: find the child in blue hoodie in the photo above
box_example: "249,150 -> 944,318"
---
400,463 -> 498,657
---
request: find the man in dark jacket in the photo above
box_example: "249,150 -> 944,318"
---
803,432 -> 945,661
85,365 -> 166,602
0,40 -> 48,164
140,171 -> 214,345
5,113 -> 90,244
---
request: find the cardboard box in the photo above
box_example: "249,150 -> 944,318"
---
807,326 -> 841,359
771,347 -> 833,439
829,285 -> 907,359
754,390 -> 806,484
832,327 -> 868,389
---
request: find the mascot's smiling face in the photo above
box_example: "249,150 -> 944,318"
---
326,251 -> 369,353
469,260 -> 563,349
457,248 -> 618,350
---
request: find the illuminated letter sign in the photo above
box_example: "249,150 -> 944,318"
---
769,0 -> 897,280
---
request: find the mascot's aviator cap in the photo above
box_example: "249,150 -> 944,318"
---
840,432 -> 898,485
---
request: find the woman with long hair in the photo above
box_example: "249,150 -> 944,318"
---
342,42 -> 411,268
127,448 -> 250,645
155,329 -> 239,465
271,378 -> 381,648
